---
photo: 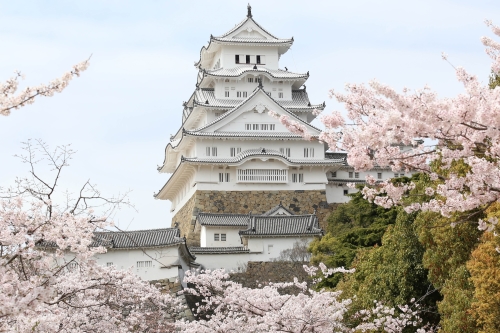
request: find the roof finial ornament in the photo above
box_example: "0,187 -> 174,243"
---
247,3 -> 252,18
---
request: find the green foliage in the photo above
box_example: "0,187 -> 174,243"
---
309,191 -> 398,288
415,211 -> 483,332
489,72 -> 500,89
336,209 -> 440,329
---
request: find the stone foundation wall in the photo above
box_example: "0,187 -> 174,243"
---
230,261 -> 313,293
150,278 -> 195,322
172,190 -> 339,246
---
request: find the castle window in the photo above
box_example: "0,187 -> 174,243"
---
106,262 -> 113,267
355,172 -> 359,179
214,234 -> 220,241
343,189 -> 349,196
235,55 -> 240,64
331,171 -> 337,178
291,173 -> 303,183
206,147 -> 217,156
243,91 -> 247,97
256,55 -> 261,64
219,172 -> 230,182
278,92 -> 283,98
230,147 -> 241,157
253,124 -> 259,130
237,91 -> 242,98
279,148 -> 291,157
221,234 -> 227,241
248,77 -> 254,83
137,261 -> 152,268
348,172 -> 353,178
67,262 -> 78,271
304,148 -> 314,158
377,172 -> 382,179
246,55 -> 250,64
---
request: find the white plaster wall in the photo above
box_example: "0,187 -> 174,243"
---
201,226 -> 245,247
213,76 -> 293,100
195,136 -> 325,160
195,236 -> 317,271
62,247 -> 182,281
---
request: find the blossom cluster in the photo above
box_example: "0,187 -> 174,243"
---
1,59 -> 89,116
274,21 -> 500,220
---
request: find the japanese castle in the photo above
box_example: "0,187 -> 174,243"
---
155,5 -> 398,246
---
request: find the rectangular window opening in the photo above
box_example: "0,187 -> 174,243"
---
221,234 -> 227,241
256,55 -> 261,64
348,172 -> 353,178
214,233 -> 220,241
377,172 -> 382,179
245,55 -> 250,64
235,55 -> 240,64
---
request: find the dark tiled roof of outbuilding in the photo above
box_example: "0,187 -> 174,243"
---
189,246 -> 250,254
239,215 -> 323,236
39,228 -> 184,249
197,213 -> 249,227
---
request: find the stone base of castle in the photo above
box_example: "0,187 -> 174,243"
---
172,190 -> 339,246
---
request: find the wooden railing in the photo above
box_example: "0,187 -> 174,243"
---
237,169 -> 288,183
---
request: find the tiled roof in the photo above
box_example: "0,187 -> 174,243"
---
211,37 -> 292,44
193,88 -> 324,111
189,246 -> 250,254
40,228 -> 184,249
239,215 -> 323,236
183,130 -> 314,139
325,152 -> 348,160
181,148 -> 345,165
262,203 -> 294,216
193,88 -> 242,108
191,87 -> 322,134
217,15 -> 282,40
205,67 -> 307,79
197,213 -> 249,227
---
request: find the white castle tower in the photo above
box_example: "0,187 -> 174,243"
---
155,5 -> 393,245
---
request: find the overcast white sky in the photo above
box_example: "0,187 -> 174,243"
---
1,0 -> 499,230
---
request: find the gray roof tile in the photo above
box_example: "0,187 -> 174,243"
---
189,246 -> 250,254
40,228 -> 184,249
205,67 -> 307,79
197,213 -> 249,226
192,88 -> 323,111
181,148 -> 345,165
262,203 -> 294,216
239,215 -> 323,236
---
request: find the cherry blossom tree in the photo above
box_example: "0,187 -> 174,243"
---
272,21 -> 500,224
1,59 -> 89,116
177,264 -> 429,333
0,140 -> 176,332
